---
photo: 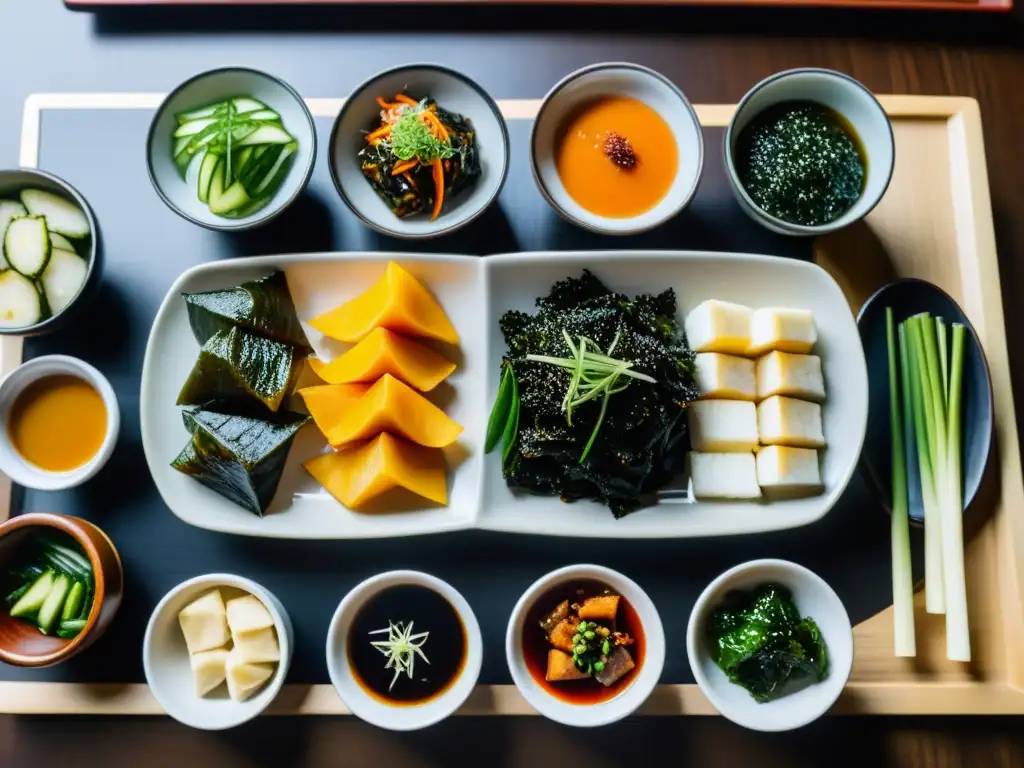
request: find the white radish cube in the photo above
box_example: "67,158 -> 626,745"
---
687,400 -> 759,452
226,595 -> 274,635
689,452 -> 762,499
232,626 -> 281,664
755,351 -> 826,402
755,445 -> 823,491
695,353 -> 756,400
757,396 -> 825,448
748,308 -> 817,356
190,647 -> 230,697
225,647 -> 275,703
684,300 -> 752,355
178,589 -> 230,655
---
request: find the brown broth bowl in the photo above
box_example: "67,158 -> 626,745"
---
0,513 -> 123,667
521,580 -> 646,705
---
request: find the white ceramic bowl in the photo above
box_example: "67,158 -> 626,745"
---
0,355 -> 119,490
723,68 -> 895,237
531,62 -> 704,235
326,570 -> 482,730
506,564 -> 665,727
147,67 -> 317,231
329,64 -> 510,239
686,559 -> 853,732
143,573 -> 293,731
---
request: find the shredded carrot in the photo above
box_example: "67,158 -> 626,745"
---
420,111 -> 450,143
377,96 -> 400,110
366,123 -> 392,143
391,159 -> 418,176
394,94 -> 419,107
403,172 -> 418,191
430,157 -> 444,221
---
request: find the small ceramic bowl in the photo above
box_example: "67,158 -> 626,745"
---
326,570 -> 482,731
723,68 -> 894,237
856,278 -> 993,523
328,63 -> 510,239
0,512 -> 123,667
0,355 -> 119,491
147,67 -> 317,231
0,168 -> 101,335
686,559 -> 853,732
530,62 -> 704,236
506,564 -> 665,728
143,573 -> 293,731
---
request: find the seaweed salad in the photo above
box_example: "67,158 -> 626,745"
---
359,93 -> 480,221
706,583 -> 829,703
486,270 -> 699,518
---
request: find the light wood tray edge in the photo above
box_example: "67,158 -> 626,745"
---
3,93 -> 1021,717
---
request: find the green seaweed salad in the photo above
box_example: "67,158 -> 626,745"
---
707,583 -> 829,702
485,270 -> 699,518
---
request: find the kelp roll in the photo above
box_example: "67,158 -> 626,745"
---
359,98 -> 481,220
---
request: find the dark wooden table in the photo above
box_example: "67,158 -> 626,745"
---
2,2 -> 1024,765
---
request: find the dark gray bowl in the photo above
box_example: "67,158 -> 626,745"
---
856,278 -> 993,524
0,168 -> 101,336
328,63 -> 509,240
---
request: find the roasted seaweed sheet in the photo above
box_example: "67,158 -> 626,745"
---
358,100 -> 480,219
183,271 -> 311,353
173,407 -> 310,517
499,270 -> 699,517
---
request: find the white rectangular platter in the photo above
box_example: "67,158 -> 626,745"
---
141,249 -> 866,540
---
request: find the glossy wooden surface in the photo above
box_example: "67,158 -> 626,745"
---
6,1 -> 1024,764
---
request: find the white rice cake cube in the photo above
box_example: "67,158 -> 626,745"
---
690,452 -> 762,499
688,400 -> 759,452
756,445 -> 823,491
748,308 -> 817,356
757,395 -> 826,448
755,351 -> 825,402
177,589 -> 230,655
684,300 -> 752,355
695,353 -> 756,400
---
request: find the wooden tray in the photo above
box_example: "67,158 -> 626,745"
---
63,0 -> 1014,13
1,93 -> 1022,716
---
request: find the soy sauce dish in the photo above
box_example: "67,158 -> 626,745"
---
326,571 -> 483,730
506,564 -> 665,727
724,68 -> 894,237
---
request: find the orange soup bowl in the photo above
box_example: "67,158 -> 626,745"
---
0,355 -> 120,492
0,513 -> 123,667
531,63 -> 704,236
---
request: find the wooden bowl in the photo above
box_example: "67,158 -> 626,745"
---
0,513 -> 123,667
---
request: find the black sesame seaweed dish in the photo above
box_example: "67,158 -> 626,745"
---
736,102 -> 866,228
484,270 -> 699,518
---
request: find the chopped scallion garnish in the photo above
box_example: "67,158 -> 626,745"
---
368,620 -> 430,691
526,329 -> 656,462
